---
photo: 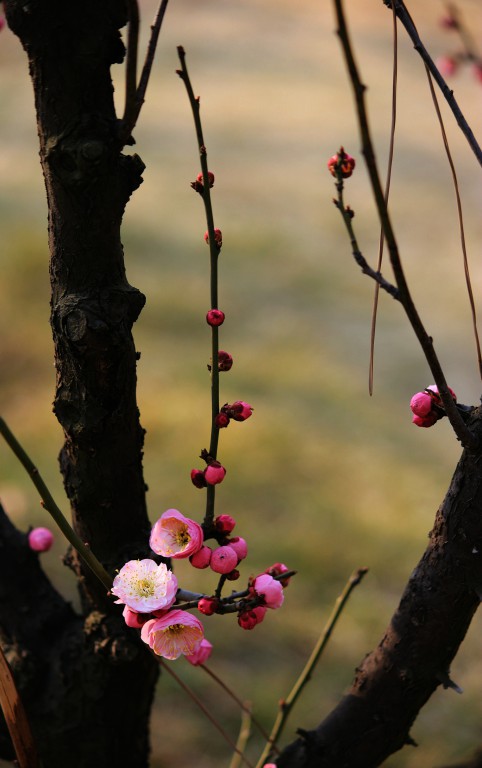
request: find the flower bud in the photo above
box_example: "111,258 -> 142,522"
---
327,147 -> 356,179
198,597 -> 218,616
123,606 -> 151,629
191,469 -> 207,489
225,569 -> 240,581
436,55 -> 458,77
210,545 -> 238,574
196,171 -> 215,188
217,351 -> 233,372
190,545 -> 212,569
215,514 -> 236,534
265,562 -> 291,587
227,536 -> 248,561
237,606 -> 267,630
215,412 -> 230,429
410,392 -> 432,418
206,309 -> 225,327
228,401 -> 253,422
204,461 -> 226,485
28,527 -> 54,552
204,228 -> 223,247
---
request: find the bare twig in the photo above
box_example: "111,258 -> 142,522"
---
159,659 -> 255,768
369,0 -> 398,395
385,0 -> 482,167
0,417 -> 113,591
424,65 -> 482,381
256,568 -> 368,768
120,0 -> 170,146
334,0 -> 478,451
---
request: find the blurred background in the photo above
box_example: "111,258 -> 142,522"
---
0,0 -> 481,766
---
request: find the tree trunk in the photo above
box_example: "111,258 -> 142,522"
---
277,408 -> 482,767
1,2 -> 159,765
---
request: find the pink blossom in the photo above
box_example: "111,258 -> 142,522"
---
206,309 -> 225,327
227,536 -> 248,561
204,462 -> 226,485
122,606 -> 152,629
254,574 -> 284,609
150,509 -> 204,559
141,610 -> 204,660
210,545 -> 238,574
111,559 -> 178,613
214,514 -> 236,534
190,545 -> 212,569
186,638 -> 213,666
28,526 -> 54,552
410,392 -> 432,418
238,606 -> 268,630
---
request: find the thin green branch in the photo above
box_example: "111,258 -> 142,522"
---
229,707 -> 252,768
176,46 -> 222,526
159,659 -> 255,768
0,417 -> 112,591
256,568 -> 368,768
334,0 -> 478,451
386,0 -> 482,166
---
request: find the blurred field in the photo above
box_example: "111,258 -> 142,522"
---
1,1 -> 482,766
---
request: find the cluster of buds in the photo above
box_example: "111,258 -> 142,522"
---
191,453 -> 227,488
190,513 -> 248,579
410,384 -> 456,427
327,146 -> 356,179
215,400 -> 253,429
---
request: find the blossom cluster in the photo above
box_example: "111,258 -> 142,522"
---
111,508 -> 291,661
410,384 -> 456,427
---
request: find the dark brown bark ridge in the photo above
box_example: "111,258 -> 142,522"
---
277,407 -> 482,767
2,2 -> 159,766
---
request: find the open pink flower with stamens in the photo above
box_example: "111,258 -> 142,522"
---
186,638 -> 213,666
112,559 -> 178,613
141,610 -> 204,660
150,509 -> 204,559
254,574 -> 284,609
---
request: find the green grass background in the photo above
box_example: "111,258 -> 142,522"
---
0,1 -> 481,766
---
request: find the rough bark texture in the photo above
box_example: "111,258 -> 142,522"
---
277,408 -> 482,768
1,2 -> 159,766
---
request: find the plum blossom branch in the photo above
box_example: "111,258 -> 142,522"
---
333,0 -> 478,451
383,0 -> 482,166
255,568 -> 368,768
0,417 -> 113,591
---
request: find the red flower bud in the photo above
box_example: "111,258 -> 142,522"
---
327,147 -> 356,179
204,461 -> 226,485
191,469 -> 207,489
215,412 -> 231,429
196,171 -> 215,187
217,351 -> 233,372
206,309 -> 225,327
215,514 -> 236,533
198,597 -> 218,615
204,228 -> 223,247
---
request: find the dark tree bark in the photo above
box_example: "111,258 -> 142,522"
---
277,408 -> 482,767
1,2 -> 159,766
